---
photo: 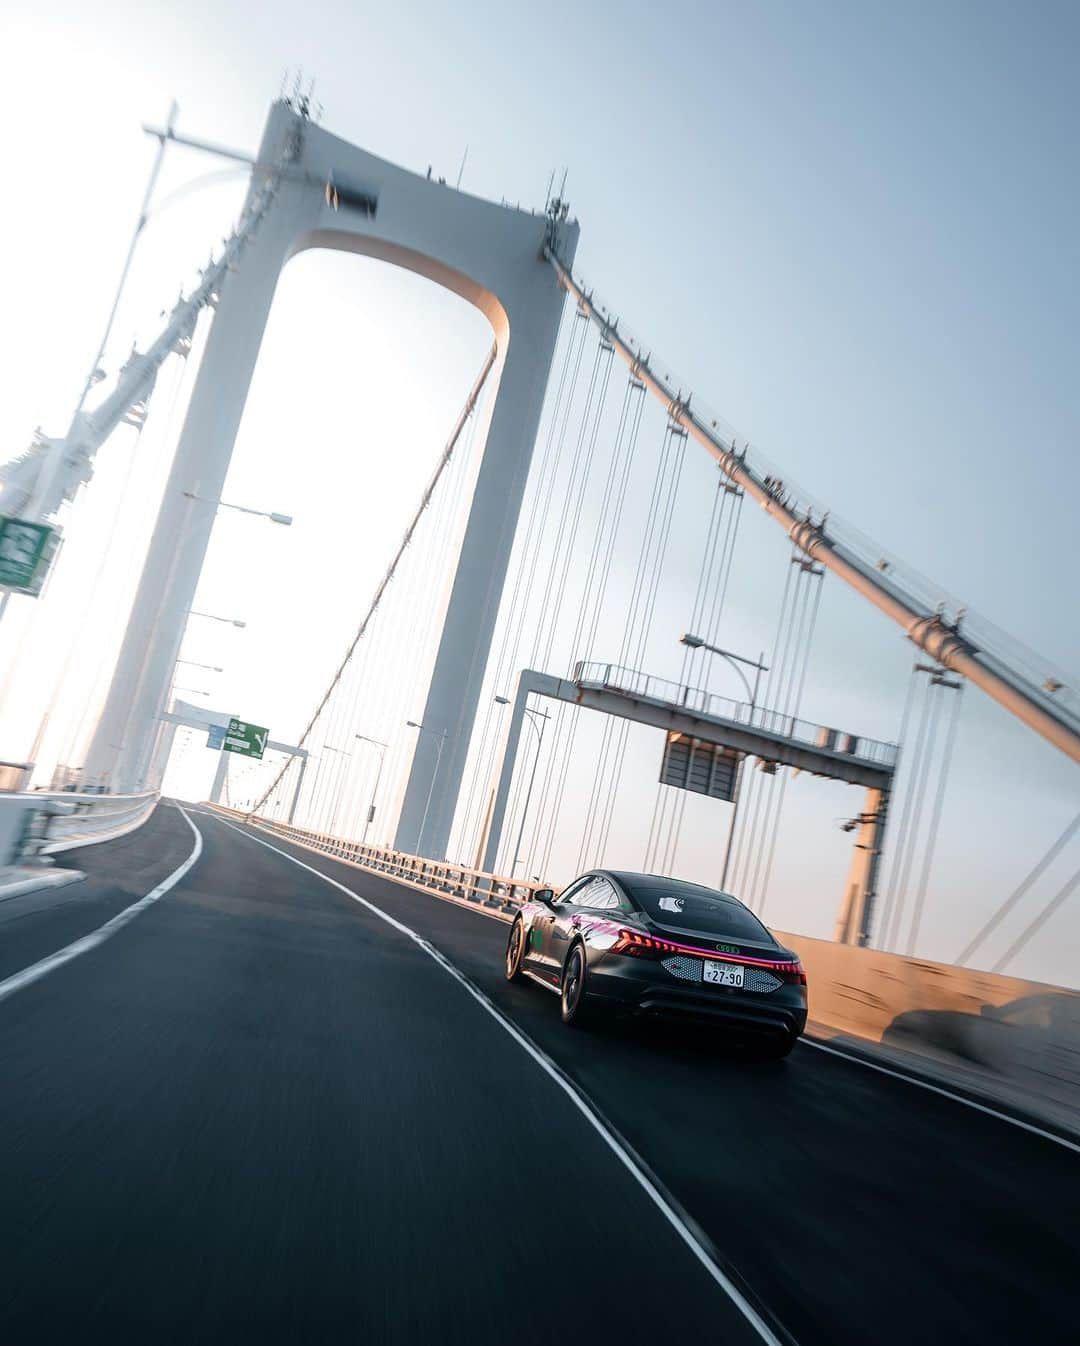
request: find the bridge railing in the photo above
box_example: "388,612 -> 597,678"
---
36,791 -> 159,853
211,808 -> 547,914
573,660 -> 900,768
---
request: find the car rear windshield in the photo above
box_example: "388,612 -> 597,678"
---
628,883 -> 772,941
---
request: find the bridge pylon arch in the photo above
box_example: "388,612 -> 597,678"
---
83,100 -> 578,858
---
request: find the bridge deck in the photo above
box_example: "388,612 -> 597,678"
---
0,805 -> 1074,1346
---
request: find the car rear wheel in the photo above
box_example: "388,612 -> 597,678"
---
505,918 -> 526,982
560,944 -> 594,1026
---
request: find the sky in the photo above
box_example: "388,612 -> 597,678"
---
0,0 -> 1077,982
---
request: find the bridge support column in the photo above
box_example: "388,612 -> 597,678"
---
81,113 -> 301,792
209,748 -> 229,805
393,305 -> 567,859
480,680 -> 532,873
834,786 -> 890,946
81,99 -> 576,824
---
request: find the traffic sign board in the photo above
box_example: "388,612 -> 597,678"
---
659,731 -> 741,802
206,724 -> 227,750
223,717 -> 269,760
0,517 -> 60,596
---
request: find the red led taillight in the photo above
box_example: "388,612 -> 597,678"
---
609,929 -> 682,958
610,928 -> 808,984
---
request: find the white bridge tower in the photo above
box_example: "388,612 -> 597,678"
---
83,100 -> 577,858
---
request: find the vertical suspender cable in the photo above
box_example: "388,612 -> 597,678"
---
904,682 -> 963,954
755,571 -> 824,913
883,680 -> 940,950
871,665 -> 921,945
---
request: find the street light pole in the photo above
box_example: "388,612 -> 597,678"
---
407,720 -> 448,856
679,634 -> 769,891
511,705 -> 550,875
355,734 -> 388,844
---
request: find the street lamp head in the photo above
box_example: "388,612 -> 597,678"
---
406,720 -> 420,729
269,513 -> 293,526
494,695 -> 510,705
680,633 -> 705,649
231,620 -> 247,628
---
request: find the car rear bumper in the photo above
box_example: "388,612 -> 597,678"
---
588,957 -> 807,1040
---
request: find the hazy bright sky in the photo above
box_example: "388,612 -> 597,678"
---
0,0 -> 1077,982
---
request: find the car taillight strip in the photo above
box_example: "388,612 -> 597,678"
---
612,928 -> 803,973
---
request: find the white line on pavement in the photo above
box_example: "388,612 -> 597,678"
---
799,1038 -> 1080,1155
197,809 -> 1080,1160
209,811 -> 787,1346
0,805 -> 203,1007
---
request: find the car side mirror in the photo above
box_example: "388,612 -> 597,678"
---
533,887 -> 555,906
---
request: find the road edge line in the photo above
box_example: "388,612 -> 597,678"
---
798,1037 -> 1080,1155
0,804 -> 203,1007
195,809 -> 512,925
209,811 -> 791,1346
214,811 -> 1080,1157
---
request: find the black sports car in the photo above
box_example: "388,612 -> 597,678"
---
505,869 -> 807,1057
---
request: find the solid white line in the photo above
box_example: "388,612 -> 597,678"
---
209,812 -> 786,1346
799,1038 -> 1080,1156
0,804 -> 203,1007
202,813 -> 512,925
195,810 -> 1080,1161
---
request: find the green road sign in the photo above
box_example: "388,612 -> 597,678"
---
223,717 -> 269,760
0,517 -> 60,596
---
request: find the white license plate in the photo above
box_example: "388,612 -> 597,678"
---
703,961 -> 744,988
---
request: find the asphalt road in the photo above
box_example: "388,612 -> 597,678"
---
1,804 -> 1076,1345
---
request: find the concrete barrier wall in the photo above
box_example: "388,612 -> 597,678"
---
777,930 -> 1080,1122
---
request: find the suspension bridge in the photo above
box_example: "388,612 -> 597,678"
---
0,96 -> 1077,1346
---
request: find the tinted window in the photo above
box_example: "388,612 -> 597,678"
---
628,883 -> 771,941
580,879 -> 623,911
554,877 -> 593,907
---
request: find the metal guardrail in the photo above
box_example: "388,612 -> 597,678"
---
211,806 -> 545,915
36,791 -> 159,853
574,661 -> 900,768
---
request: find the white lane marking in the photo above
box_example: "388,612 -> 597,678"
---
210,812 -> 786,1346
187,808 -> 513,925
0,804 -> 203,1007
193,807 -> 1077,1157
799,1038 -> 1080,1156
